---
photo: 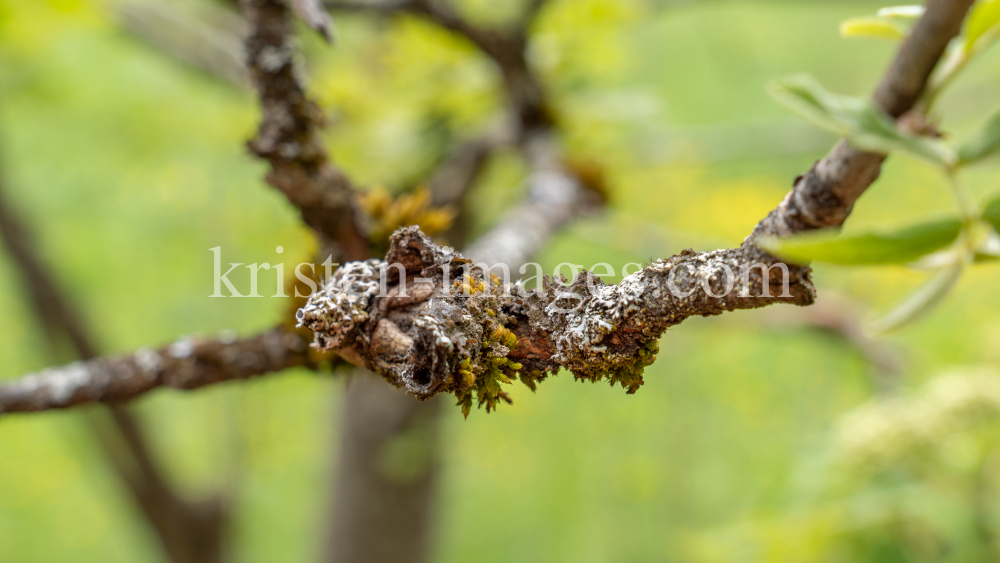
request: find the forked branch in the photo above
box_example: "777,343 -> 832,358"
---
0,0 -> 975,415
297,0 -> 976,412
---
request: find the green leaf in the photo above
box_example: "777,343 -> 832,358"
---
767,75 -> 861,135
757,218 -> 963,265
768,75 -> 956,168
958,107 -> 1000,165
965,0 -> 1000,53
869,261 -> 964,333
850,105 -> 956,167
840,17 -> 908,40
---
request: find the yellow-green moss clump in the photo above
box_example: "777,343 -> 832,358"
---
572,339 -> 659,394
453,324 -> 523,417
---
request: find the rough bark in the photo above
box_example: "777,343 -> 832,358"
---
320,121 -> 505,563
321,125 -> 593,562
297,223 -> 805,412
243,0 -> 369,259
0,328 -> 310,413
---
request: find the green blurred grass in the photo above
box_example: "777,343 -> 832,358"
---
1,0 -> 1000,561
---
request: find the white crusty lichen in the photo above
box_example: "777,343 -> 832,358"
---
134,347 -> 162,381
543,266 -> 653,361
414,314 -> 454,352
14,362 -> 101,407
257,43 -> 293,73
297,258 -> 384,350
516,266 -> 662,394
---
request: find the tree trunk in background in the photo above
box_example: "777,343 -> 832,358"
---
323,372 -> 444,563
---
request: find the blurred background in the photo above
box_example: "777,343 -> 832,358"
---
2,0 -> 1000,561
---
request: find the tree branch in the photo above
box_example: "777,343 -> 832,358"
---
324,0 -> 485,45
0,133 -> 589,415
320,0 -> 409,16
243,0 -> 370,259
0,0 -> 357,415
427,128 -> 508,210
0,174 -> 97,361
519,0 -> 549,29
425,120 -> 514,248
873,0 -> 971,118
759,0 -> 974,237
0,328 -> 310,413
754,295 -> 904,394
94,408 -> 230,563
296,0 -> 976,409
0,0 -> 973,415
463,131 -> 597,272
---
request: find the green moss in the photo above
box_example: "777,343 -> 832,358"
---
518,369 -> 550,392
453,323 -> 524,417
574,339 -> 660,394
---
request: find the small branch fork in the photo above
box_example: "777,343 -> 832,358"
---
0,0 -> 976,414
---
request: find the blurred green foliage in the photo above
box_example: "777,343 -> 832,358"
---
2,0 -> 1000,562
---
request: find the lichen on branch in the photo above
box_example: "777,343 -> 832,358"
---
298,226 -> 815,414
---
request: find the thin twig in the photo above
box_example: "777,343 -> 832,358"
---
243,0 -> 370,259
759,0 -> 975,237
426,121 -> 515,247
0,328 -> 310,413
752,294 -> 905,395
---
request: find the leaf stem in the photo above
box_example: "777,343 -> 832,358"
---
947,170 -> 978,221
923,44 -> 968,112
923,27 -> 1000,112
